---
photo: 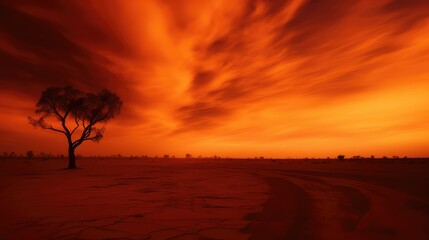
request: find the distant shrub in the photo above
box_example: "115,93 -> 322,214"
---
26,151 -> 34,158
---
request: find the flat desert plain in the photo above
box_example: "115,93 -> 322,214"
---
0,158 -> 428,240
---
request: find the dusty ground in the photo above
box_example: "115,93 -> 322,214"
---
0,157 -> 428,240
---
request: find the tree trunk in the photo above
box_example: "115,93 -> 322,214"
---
68,147 -> 77,169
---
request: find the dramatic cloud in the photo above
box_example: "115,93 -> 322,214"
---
1,0 -> 429,157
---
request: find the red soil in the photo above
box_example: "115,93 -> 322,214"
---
0,158 -> 428,239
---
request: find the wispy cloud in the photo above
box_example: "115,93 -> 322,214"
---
1,0 -> 429,156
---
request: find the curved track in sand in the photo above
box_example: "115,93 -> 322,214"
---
249,167 -> 429,240
1,158 -> 428,239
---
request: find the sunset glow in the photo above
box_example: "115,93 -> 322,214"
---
1,0 -> 429,158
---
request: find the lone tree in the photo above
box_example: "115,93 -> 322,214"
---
29,86 -> 122,169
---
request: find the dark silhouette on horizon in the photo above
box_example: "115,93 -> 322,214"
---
26,150 -> 34,158
28,86 -> 122,169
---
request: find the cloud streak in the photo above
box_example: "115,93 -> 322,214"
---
1,0 -> 429,157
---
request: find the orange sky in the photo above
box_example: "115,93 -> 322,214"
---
1,0 -> 429,158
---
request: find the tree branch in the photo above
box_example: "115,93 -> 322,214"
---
61,119 -> 71,138
70,116 -> 80,136
44,126 -> 67,135
50,101 -> 65,121
28,116 -> 67,136
72,125 -> 92,148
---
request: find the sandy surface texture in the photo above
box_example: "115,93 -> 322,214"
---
0,158 -> 428,239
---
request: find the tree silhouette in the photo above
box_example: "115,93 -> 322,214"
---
26,150 -> 34,158
29,86 -> 122,169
